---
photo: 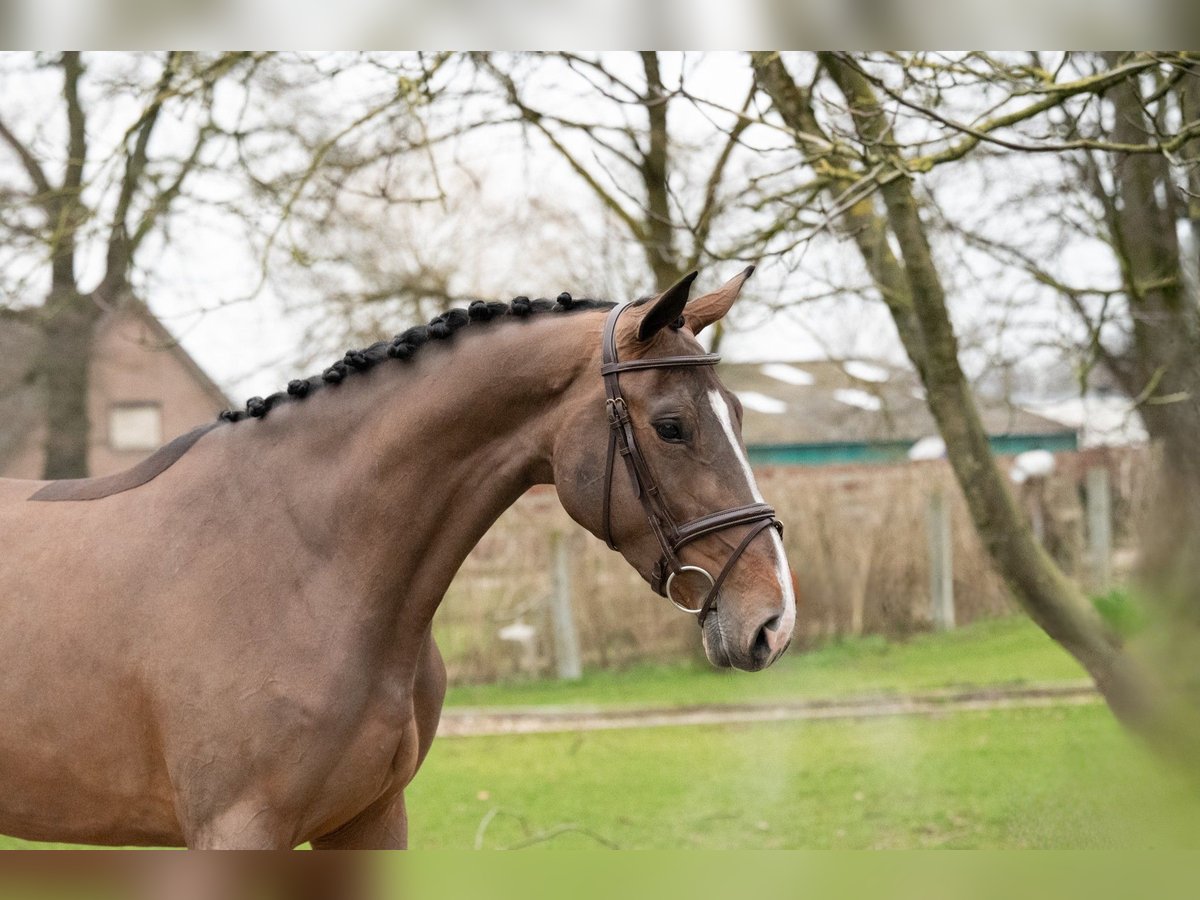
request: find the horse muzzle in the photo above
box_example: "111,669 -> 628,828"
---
702,602 -> 794,672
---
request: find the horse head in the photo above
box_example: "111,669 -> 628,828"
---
554,269 -> 796,671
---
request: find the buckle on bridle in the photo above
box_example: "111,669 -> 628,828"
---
605,397 -> 628,427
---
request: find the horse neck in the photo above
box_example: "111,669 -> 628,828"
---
234,311 -> 601,631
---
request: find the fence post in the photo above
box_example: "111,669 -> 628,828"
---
1086,466 -> 1113,592
927,488 -> 955,630
549,530 -> 583,681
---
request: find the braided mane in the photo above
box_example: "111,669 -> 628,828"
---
218,293 -> 617,423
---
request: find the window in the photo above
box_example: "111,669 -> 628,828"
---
109,403 -> 162,452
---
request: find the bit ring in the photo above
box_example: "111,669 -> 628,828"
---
664,565 -> 716,614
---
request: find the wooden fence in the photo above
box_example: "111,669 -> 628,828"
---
435,447 -> 1149,684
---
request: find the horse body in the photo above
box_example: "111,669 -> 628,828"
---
0,273 -> 795,848
0,316 -> 575,847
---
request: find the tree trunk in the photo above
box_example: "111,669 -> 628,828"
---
639,52 -> 681,287
36,52 -> 94,480
39,290 -> 99,479
872,174 -> 1152,725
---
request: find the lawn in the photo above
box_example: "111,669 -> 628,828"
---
410,705 -> 1200,849
445,616 -> 1090,709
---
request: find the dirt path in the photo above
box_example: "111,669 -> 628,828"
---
437,681 -> 1101,737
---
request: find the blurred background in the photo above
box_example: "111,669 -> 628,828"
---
1,51 -> 1199,850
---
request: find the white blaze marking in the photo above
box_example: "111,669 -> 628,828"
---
707,390 -> 796,629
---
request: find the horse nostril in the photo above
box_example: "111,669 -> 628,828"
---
752,618 -> 776,662
762,614 -> 782,633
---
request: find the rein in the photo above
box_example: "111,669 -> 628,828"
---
599,304 -> 783,627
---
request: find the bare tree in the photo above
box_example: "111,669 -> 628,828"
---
0,51 -> 448,473
471,53 -> 754,299
0,51 -> 264,476
747,51 -> 1200,754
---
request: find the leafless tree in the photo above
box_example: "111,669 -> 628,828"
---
469,53 -> 756,332
0,52 -> 266,476
747,50 -> 1200,756
0,51 -> 446,476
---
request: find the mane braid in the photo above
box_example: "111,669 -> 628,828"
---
218,293 -> 616,423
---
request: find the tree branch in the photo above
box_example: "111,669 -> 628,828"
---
476,54 -> 645,243
837,52 -> 1187,170
47,51 -> 88,293
750,51 -> 926,363
638,51 -> 678,283
61,52 -> 86,198
687,82 -> 754,270
0,115 -> 54,202
101,51 -> 183,297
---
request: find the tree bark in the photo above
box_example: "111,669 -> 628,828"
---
39,291 -> 99,479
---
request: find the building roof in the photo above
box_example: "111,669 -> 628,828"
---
1006,358 -> 1147,448
118,299 -> 229,410
718,359 -> 1073,448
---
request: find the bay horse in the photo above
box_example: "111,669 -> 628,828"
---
0,269 -> 795,849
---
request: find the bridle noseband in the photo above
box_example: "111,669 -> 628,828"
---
599,303 -> 783,627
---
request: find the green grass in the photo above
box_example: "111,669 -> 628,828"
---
408,705 -> 1200,849
445,616 -> 1089,709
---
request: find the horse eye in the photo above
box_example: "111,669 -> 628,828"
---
654,421 -> 684,443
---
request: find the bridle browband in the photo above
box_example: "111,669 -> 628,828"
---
599,303 -> 783,627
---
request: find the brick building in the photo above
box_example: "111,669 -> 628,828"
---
0,302 -> 228,479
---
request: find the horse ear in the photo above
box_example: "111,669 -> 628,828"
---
683,266 -> 755,335
636,271 -> 698,341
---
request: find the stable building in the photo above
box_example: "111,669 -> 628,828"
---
720,360 -> 1077,467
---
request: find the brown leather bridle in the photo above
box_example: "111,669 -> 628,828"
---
599,303 -> 783,627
